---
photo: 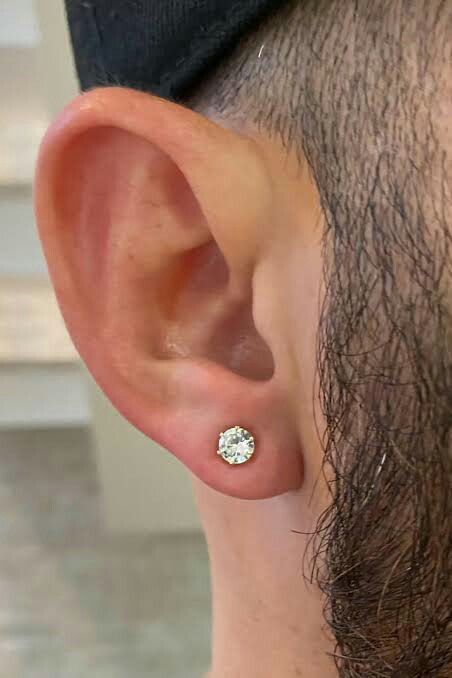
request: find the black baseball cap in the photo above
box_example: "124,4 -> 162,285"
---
64,0 -> 285,102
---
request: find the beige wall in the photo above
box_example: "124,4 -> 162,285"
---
87,375 -> 200,534
34,0 -> 79,115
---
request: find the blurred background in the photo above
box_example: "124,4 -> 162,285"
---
0,1 -> 210,676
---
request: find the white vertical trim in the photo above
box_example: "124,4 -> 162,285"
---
0,0 -> 41,47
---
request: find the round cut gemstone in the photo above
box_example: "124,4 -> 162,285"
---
218,426 -> 255,465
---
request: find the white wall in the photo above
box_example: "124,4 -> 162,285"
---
0,187 -> 47,276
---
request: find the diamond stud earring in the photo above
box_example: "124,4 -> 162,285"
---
218,426 -> 255,465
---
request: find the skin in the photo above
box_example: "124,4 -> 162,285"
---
34,87 -> 336,677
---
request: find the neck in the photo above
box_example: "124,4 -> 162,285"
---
193,479 -> 335,678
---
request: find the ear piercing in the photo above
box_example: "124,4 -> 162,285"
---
218,426 -> 255,465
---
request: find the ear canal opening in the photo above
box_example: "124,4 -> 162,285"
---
151,240 -> 275,382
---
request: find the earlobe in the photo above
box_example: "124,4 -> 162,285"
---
34,87 -> 303,499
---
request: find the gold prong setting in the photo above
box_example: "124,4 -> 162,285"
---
217,426 -> 255,465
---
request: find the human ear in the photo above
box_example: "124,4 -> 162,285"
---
34,87 -> 303,499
